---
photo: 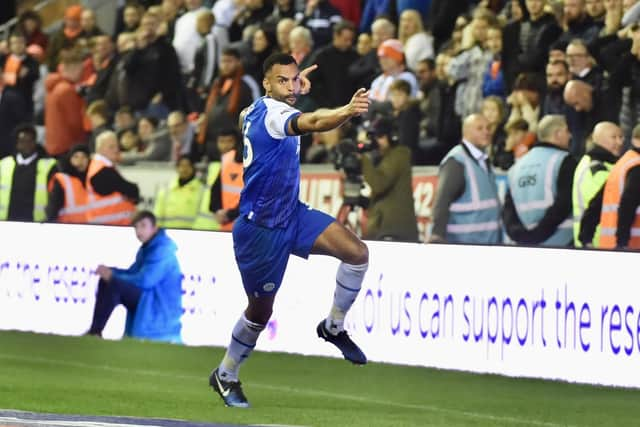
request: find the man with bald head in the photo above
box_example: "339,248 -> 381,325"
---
503,115 -> 578,246
574,122 -> 623,246
563,79 -> 603,156
429,113 -> 502,244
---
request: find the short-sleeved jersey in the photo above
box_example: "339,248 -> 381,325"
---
240,97 -> 302,228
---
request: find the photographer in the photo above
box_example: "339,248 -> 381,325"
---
360,117 -> 419,242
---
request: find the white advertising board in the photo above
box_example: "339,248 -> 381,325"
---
0,222 -> 638,388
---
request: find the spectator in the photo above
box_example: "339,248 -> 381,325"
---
361,116 -> 419,242
173,0 -> 208,77
574,121 -> 623,247
429,114 -> 502,244
429,0 -> 471,52
18,10 -> 48,51
114,2 -> 143,37
506,72 -> 542,134
265,0 -> 297,29
154,155 -> 205,229
167,111 -> 198,161
88,210 -> 183,343
119,12 -> 184,114
121,116 -> 172,163
348,17 -> 395,92
501,0 -> 562,90
504,118 -> 536,163
114,105 -> 136,133
1,31 -> 40,116
447,9 -> 494,119
309,20 -> 359,109
0,74 -> 28,159
86,130 -> 139,225
243,26 -> 277,86
587,0 -> 607,24
370,39 -> 418,103
555,0 -> 602,47
503,115 -> 577,246
398,9 -> 434,72
44,47 -> 88,158
0,123 -> 56,222
566,38 -> 604,88
542,59 -> 571,115
415,58 -> 441,165
46,143 -> 91,223
86,99 -> 112,152
356,32 -> 372,57
198,127 -> 244,231
563,79 -> 602,156
46,5 -> 84,72
86,35 -> 117,105
388,79 -> 421,163
80,9 -> 104,41
296,0 -> 342,48
595,123 -> 640,249
198,47 -> 255,159
482,25 -> 506,98
275,18 -> 296,54
228,0 -> 273,43
290,26 -> 317,115
481,96 -> 509,169
188,10 -> 219,112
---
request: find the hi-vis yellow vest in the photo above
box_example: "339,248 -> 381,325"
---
154,176 -> 205,229
0,156 -> 56,221
192,161 -> 221,230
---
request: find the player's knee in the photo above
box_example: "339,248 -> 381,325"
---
245,303 -> 273,325
347,240 -> 369,265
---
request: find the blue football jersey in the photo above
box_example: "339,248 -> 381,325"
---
239,97 -> 302,228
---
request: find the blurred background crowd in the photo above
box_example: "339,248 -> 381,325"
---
0,0 -> 639,248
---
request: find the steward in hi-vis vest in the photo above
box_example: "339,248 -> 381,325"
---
154,155 -> 205,229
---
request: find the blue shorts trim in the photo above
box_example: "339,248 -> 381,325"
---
232,201 -> 334,297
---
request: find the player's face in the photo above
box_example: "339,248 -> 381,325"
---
264,62 -> 301,106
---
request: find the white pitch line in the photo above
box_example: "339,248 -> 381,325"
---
0,352 -> 572,427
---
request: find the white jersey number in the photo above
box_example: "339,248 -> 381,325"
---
243,121 -> 253,168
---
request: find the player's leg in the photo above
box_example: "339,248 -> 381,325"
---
210,216 -> 289,407
293,203 -> 369,364
311,221 -> 369,364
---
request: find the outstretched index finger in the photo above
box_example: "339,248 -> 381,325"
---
300,64 -> 318,78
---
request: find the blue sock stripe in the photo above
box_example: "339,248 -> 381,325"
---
231,334 -> 256,349
336,279 -> 360,293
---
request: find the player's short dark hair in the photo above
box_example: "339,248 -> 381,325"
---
263,52 -> 296,75
132,210 -> 156,226
14,123 -> 37,141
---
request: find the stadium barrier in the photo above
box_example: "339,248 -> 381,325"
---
121,163 -> 509,242
0,221 -> 639,389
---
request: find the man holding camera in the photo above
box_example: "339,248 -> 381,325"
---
360,117 -> 419,242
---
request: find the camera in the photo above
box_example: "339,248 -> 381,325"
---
333,139 -> 372,208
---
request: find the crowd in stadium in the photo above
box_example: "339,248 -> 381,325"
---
0,0 -> 639,248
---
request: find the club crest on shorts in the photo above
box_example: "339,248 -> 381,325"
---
262,282 -> 276,292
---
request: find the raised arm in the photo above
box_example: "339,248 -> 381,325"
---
288,88 -> 370,135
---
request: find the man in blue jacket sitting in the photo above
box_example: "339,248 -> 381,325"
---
88,210 -> 183,343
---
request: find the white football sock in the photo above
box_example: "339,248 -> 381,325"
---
218,314 -> 265,382
325,262 -> 368,335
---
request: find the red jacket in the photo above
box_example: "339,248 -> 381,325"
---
44,73 -> 87,156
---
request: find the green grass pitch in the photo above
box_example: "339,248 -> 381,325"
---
0,330 -> 638,427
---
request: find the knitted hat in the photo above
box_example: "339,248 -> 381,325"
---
377,39 -> 404,63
